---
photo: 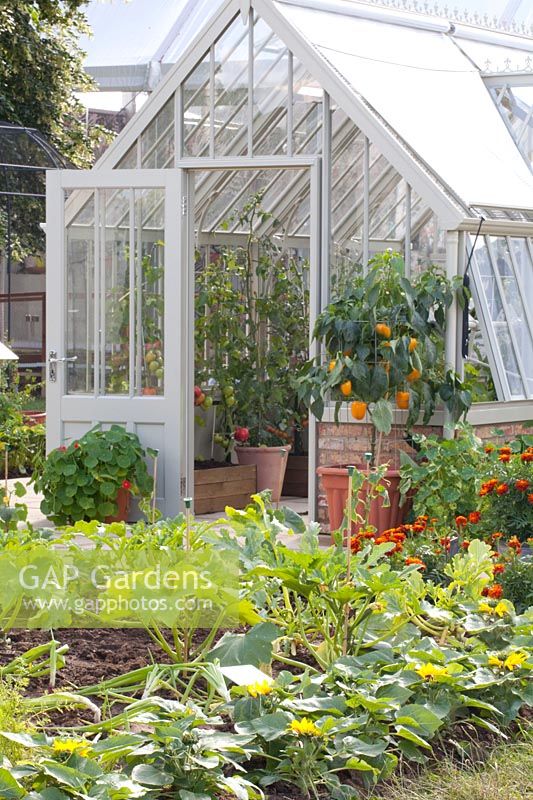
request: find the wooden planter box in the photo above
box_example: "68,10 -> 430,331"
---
194,464 -> 257,514
282,454 -> 308,498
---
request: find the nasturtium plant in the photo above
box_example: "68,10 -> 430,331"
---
32,425 -> 155,525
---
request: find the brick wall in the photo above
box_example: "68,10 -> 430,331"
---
316,419 -> 532,527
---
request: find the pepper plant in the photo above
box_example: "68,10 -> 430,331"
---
297,251 -> 472,461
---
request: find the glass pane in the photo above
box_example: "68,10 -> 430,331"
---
183,53 -> 210,157
117,144 -> 137,169
136,190 -> 165,396
101,189 -> 130,395
252,17 -> 288,156
293,61 -> 322,154
472,237 -> 523,398
491,236 -> 533,396
213,17 -> 249,156
410,214 -> 447,272
332,124 -> 365,236
141,97 -> 174,168
65,192 -> 95,395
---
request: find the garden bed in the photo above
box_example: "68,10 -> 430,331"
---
194,462 -> 256,514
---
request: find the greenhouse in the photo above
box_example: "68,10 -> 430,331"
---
46,0 -> 533,518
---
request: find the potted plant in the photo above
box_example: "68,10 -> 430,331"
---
297,250 -> 471,532
195,193 -> 310,504
32,425 -> 155,525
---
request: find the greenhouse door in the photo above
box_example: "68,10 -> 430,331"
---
46,170 -> 185,517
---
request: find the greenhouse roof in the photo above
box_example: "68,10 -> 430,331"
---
90,0 -> 533,223
270,0 -> 533,211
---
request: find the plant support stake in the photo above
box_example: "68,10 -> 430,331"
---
343,465 -> 355,656
151,449 -> 159,524
184,496 -> 192,551
4,445 -> 8,503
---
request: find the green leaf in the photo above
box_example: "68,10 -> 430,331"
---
344,757 -> 378,774
206,622 -> 278,667
394,725 -> 432,749
131,764 -> 173,787
236,711 -> 292,741
40,762 -> 87,790
371,398 -> 393,434
0,769 -> 24,800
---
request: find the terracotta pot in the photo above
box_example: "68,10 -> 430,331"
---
104,487 -> 131,523
141,387 -> 157,396
317,465 -> 407,536
236,445 -> 291,503
23,411 -> 46,427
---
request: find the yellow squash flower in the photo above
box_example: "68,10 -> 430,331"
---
52,738 -> 91,757
289,717 -> 323,737
488,655 -> 503,668
246,680 -> 273,698
503,651 -> 528,671
416,663 -> 449,680
478,602 -> 493,615
494,602 -> 508,618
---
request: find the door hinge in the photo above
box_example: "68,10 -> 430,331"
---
181,195 -> 188,216
180,476 -> 187,495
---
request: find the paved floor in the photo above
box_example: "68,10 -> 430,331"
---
9,478 -> 310,546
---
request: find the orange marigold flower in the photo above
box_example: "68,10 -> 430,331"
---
468,511 -> 481,524
479,487 -> 489,497
350,537 -> 362,553
498,453 -> 511,463
515,479 -> 529,492
485,584 -> 504,599
521,452 -> 533,463
491,532 -> 503,540
461,540 -> 471,550
508,536 -> 522,553
485,444 -> 495,453
499,446 -> 512,455
412,523 -> 426,533
405,557 -> 426,570
439,536 -> 451,551
493,563 -> 505,575
455,515 -> 468,528
495,483 -> 509,495
528,494 -> 533,505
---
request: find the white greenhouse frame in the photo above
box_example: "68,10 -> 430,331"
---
46,0 -> 533,518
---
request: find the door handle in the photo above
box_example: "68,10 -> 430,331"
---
49,350 -> 77,382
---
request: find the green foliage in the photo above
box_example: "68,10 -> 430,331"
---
399,425 -> 484,525
297,251 -> 471,455
32,425 -> 154,524
0,366 -> 45,476
501,556 -> 533,614
1,497 -> 531,799
0,677 -> 35,764
0,1 -> 101,167
0,2 -> 111,259
195,193 -> 309,449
